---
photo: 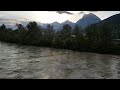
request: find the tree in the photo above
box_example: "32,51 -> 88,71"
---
16,24 -> 26,31
72,25 -> 84,39
85,24 -> 103,51
99,23 -> 113,47
25,22 -> 41,45
61,24 -> 72,36
26,22 -> 40,32
46,24 -> 54,35
43,24 -> 55,46
15,24 -> 27,44
0,24 -> 6,30
85,23 -> 113,50
85,24 -> 99,42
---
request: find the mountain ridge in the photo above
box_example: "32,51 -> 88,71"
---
76,13 -> 101,29
96,13 -> 120,26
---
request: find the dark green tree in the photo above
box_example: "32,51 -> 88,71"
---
99,23 -> 113,47
0,24 -> 6,30
26,22 -> 41,45
61,24 -> 72,36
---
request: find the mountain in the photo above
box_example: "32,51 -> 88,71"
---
0,18 -> 19,28
0,18 -> 61,30
0,18 -> 30,29
41,21 -> 76,30
76,13 -> 101,29
50,21 -> 61,30
61,20 -> 76,29
97,13 -> 120,26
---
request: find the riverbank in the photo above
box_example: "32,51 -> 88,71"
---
0,22 -> 119,56
1,41 -> 120,56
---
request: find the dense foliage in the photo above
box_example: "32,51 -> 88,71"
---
0,22 -> 120,54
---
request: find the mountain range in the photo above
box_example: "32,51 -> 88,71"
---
0,18 -> 30,29
40,13 -> 101,30
0,13 -> 120,30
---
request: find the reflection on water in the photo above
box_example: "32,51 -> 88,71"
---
0,42 -> 120,79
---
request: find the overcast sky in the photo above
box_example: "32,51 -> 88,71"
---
0,11 -> 120,23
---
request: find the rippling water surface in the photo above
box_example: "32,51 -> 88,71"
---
0,42 -> 120,79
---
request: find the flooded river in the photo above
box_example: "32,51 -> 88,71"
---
0,42 -> 120,79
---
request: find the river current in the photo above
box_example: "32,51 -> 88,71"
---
0,42 -> 120,79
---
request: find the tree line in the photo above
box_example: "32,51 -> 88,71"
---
0,22 -> 120,54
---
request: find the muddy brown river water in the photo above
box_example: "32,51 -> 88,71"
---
0,42 -> 120,79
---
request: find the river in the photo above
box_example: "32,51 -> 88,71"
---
0,42 -> 120,79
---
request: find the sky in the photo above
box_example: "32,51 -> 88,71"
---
0,11 -> 120,23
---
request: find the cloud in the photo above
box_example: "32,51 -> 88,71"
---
49,11 -> 73,15
79,11 -> 84,14
89,11 -> 98,12
56,11 -> 73,15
